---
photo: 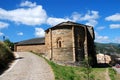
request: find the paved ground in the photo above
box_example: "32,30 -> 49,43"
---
0,52 -> 55,80
113,66 -> 120,74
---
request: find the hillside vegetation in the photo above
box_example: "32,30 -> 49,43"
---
33,52 -> 120,80
0,41 -> 15,74
47,60 -> 107,80
95,43 -> 120,55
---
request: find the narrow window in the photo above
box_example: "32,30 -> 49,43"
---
57,38 -> 62,48
58,41 -> 61,48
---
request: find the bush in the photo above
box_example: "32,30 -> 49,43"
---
4,39 -> 14,51
109,68 -> 116,80
0,41 -> 15,73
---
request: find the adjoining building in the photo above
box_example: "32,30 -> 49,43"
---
15,21 -> 96,65
96,53 -> 111,64
14,38 -> 46,54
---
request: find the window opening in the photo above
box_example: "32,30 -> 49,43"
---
58,41 -> 61,48
57,38 -> 62,48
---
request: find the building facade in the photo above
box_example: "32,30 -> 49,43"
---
15,21 -> 96,65
14,38 -> 46,54
96,53 -> 111,64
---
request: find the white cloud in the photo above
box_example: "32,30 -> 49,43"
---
110,24 -> 120,29
67,10 -> 99,27
85,19 -> 98,27
0,21 -> 9,29
47,10 -> 99,26
113,37 -> 120,43
47,17 -> 70,26
17,32 -> 23,36
105,13 -> 120,21
82,11 -> 99,27
0,32 -> 4,36
97,26 -> 105,30
35,28 -> 45,37
95,32 -> 110,43
20,1 -> 37,7
0,4 -> 47,26
0,0 -> 99,27
71,12 -> 81,22
81,11 -> 99,21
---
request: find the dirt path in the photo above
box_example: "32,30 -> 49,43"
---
0,52 -> 55,80
105,68 -> 111,80
113,66 -> 120,74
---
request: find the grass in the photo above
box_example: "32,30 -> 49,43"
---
109,68 -> 116,80
32,52 -> 120,80
0,41 -> 15,74
33,52 -> 115,80
47,61 -> 81,80
47,60 -> 111,80
109,68 -> 120,80
115,74 -> 120,80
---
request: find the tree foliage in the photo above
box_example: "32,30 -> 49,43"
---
4,39 -> 14,51
82,58 -> 95,80
0,42 -> 15,73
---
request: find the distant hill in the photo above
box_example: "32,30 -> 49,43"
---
95,42 -> 120,56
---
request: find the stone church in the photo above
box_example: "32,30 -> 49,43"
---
15,21 -> 96,65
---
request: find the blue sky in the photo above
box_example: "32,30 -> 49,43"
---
0,0 -> 120,43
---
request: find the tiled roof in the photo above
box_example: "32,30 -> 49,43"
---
45,21 -> 89,31
55,21 -> 83,26
15,37 -> 45,45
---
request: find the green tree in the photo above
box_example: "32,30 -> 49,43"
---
4,39 -> 14,51
82,58 -> 95,80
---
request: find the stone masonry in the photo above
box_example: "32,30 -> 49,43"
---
15,21 -> 97,65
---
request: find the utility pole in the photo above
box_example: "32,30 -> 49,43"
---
3,36 -> 5,41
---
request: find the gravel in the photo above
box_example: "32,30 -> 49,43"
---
0,52 -> 55,80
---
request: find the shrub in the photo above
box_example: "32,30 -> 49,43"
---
109,68 -> 116,80
0,41 -> 15,73
4,39 -> 14,51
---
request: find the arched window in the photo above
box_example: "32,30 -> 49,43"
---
58,40 -> 62,48
57,37 -> 62,48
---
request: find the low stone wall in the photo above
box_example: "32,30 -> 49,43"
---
53,47 -> 73,62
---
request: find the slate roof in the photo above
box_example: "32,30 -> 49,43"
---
45,21 -> 89,31
15,37 -> 45,45
55,21 -> 83,26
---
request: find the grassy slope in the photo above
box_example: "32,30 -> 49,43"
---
109,68 -> 120,80
33,52 -> 120,80
0,41 -> 15,73
47,60 -> 108,80
47,60 -> 120,80
95,42 -> 120,54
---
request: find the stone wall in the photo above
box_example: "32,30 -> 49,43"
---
45,29 -> 52,59
45,26 -> 74,62
14,21 -> 96,65
16,44 -> 46,54
87,27 -> 97,66
74,26 -> 85,61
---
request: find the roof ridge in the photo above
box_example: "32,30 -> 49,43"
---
45,21 -> 88,31
16,37 -> 45,45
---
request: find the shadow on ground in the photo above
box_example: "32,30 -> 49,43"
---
0,57 -> 24,75
94,63 -> 111,68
